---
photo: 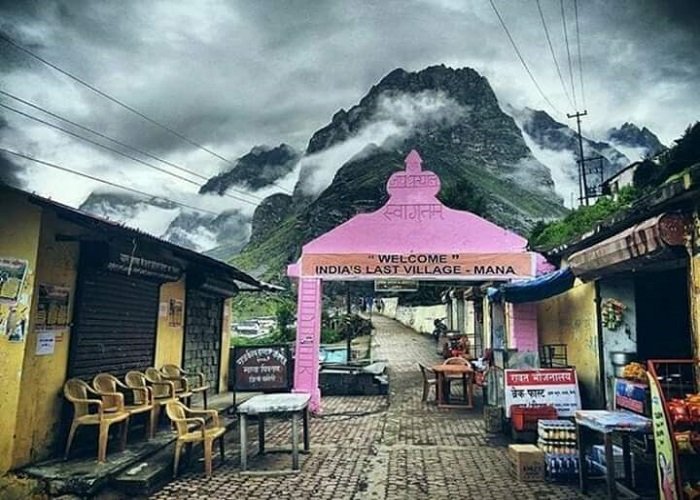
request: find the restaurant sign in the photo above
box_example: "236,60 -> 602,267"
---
232,345 -> 291,392
504,368 -> 581,417
302,253 -> 533,280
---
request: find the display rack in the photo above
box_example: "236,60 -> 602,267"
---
647,359 -> 700,499
540,344 -> 569,368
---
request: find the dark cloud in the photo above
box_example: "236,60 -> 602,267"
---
0,153 -> 23,186
0,117 -> 23,186
0,0 -> 697,206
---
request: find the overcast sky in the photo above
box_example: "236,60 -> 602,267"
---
1,0 -> 698,212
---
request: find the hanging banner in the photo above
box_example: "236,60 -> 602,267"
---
302,253 -> 534,280
648,372 -> 680,500
504,368 -> 581,417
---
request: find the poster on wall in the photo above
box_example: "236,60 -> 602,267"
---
36,284 -> 70,330
0,258 -> 28,303
168,299 -> 184,327
1,303 -> 28,342
504,368 -> 581,417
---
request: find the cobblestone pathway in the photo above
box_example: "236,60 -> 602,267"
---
152,315 -> 600,500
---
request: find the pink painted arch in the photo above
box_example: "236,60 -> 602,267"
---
288,150 -> 550,412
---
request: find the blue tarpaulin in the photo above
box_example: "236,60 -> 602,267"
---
489,268 -> 575,304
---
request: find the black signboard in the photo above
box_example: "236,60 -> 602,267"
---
231,345 -> 292,392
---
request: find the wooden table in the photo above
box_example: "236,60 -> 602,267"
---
432,364 -> 474,409
237,393 -> 311,474
575,410 -> 652,499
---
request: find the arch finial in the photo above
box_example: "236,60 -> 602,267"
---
404,150 -> 423,173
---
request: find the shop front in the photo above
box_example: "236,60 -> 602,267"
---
68,242 -> 182,380
567,212 -> 695,409
0,184 -> 272,473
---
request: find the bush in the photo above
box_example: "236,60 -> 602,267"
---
529,191 -> 638,249
321,327 -> 342,344
231,334 -> 276,347
275,300 -> 295,342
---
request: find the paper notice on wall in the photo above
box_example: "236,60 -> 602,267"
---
36,331 -> 56,355
159,302 -> 168,318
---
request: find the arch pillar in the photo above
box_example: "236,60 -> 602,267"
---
292,277 -> 323,412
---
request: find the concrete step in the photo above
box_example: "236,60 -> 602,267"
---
110,414 -> 238,495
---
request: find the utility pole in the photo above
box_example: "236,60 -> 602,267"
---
567,110 -> 588,206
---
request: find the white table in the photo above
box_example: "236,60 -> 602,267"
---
237,393 -> 311,473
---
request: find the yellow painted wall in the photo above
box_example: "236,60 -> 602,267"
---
537,280 -> 603,408
689,209 -> 700,364
689,253 -> 700,363
12,211 -> 81,467
219,298 -> 232,393
154,279 -> 186,369
0,191 -> 41,473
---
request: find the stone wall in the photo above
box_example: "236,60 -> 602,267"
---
184,290 -> 223,392
380,298 -> 446,336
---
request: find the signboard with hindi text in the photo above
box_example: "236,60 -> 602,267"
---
302,252 -> 534,281
504,368 -> 581,417
231,345 -> 292,392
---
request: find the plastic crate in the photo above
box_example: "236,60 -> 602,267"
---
512,405 -> 558,431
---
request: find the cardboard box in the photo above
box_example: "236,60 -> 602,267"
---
508,444 -> 545,482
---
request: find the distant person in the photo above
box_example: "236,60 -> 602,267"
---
377,298 -> 384,313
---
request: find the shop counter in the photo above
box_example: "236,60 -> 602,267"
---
575,410 -> 652,499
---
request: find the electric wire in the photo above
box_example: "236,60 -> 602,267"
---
488,0 -> 563,117
0,148 -> 219,216
0,32 -> 294,195
559,0 -> 578,109
536,0 -> 575,109
573,0 -> 586,109
0,90 -> 266,203
0,102 -> 262,207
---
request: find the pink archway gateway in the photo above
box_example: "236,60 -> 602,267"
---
287,150 -> 548,412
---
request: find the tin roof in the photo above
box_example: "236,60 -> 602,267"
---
1,183 -> 282,292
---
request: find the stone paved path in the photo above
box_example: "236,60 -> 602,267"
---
152,315 -> 602,500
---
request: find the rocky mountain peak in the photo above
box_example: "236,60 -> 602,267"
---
368,65 -> 491,105
306,65 -> 497,156
607,122 -> 665,157
199,143 -> 300,194
509,106 -> 630,187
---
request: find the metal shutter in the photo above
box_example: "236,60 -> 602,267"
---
69,268 -> 159,380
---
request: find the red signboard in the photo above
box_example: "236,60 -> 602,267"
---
504,368 -> 581,417
505,370 -> 576,386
